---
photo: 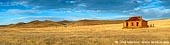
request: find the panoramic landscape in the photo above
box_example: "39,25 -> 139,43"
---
0,18 -> 169,45
0,0 -> 170,45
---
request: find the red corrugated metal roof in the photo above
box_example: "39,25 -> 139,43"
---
126,16 -> 147,21
128,16 -> 141,21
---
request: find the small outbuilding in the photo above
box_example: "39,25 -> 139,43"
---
123,16 -> 148,29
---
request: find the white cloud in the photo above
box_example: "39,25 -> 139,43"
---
141,7 -> 170,17
66,17 -> 97,21
124,0 -> 170,18
11,16 -> 62,21
11,16 -> 55,20
127,7 -> 170,18
0,1 -> 28,6
65,1 -> 77,3
114,16 -> 130,19
77,3 -> 87,7
0,9 -> 38,15
144,0 -> 152,2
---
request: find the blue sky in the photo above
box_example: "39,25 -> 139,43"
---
0,0 -> 170,25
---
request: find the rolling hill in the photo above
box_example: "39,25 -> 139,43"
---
7,20 -> 123,28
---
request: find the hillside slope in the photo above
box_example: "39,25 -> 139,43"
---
148,19 -> 170,28
8,20 -> 123,28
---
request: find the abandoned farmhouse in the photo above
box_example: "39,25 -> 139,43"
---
123,16 -> 148,29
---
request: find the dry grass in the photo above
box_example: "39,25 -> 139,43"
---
0,19 -> 170,45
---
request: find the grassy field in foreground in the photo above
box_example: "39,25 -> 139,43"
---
0,19 -> 169,45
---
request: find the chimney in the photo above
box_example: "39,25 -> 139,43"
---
139,16 -> 142,20
128,16 -> 131,19
139,16 -> 142,18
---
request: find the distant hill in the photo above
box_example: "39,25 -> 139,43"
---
148,19 -> 170,28
7,20 -> 123,28
68,20 -> 122,26
9,20 -> 63,28
0,25 -> 8,27
147,18 -> 170,21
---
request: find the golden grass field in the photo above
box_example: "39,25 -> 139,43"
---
0,19 -> 170,45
